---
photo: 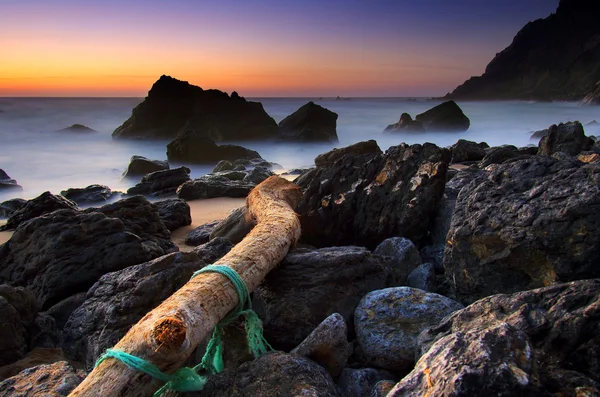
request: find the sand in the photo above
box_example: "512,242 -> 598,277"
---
0,198 -> 246,249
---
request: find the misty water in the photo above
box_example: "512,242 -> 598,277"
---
1,97 -> 599,203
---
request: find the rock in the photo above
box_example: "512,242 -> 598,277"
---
62,251 -> 204,369
0,361 -> 85,396
446,0 -> 600,101
414,101 -> 470,132
354,287 -> 463,372
444,155 -> 600,304
193,351 -> 342,396
530,128 -> 548,140
278,101 -> 338,142
192,237 -> 233,264
112,75 -> 278,140
185,220 -> 221,246
538,121 -> 594,156
177,174 -> 255,200
253,246 -> 400,351
0,286 -> 37,366
121,155 -> 169,179
291,313 -> 352,378
314,140 -> 382,167
57,124 -> 95,133
299,143 -> 450,249
451,139 -> 488,163
28,314 -> 60,349
45,293 -> 87,330
0,192 -> 77,231
0,170 -> 22,191
60,185 -> 115,205
419,245 -> 445,274
209,207 -> 255,244
166,130 -> 261,163
518,145 -> 539,155
371,380 -> 396,397
0,196 -> 176,310
406,263 -> 437,292
281,168 -> 308,176
337,368 -> 397,397
583,80 -> 600,104
412,280 -> 600,396
212,160 -> 234,173
384,113 -> 425,133
127,166 -> 191,197
0,348 -> 67,382
372,237 -> 421,277
578,152 -> 600,163
480,145 -> 523,167
0,199 -> 27,218
242,166 -> 273,185
153,198 -> 191,231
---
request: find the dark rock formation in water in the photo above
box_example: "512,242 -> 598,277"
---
450,139 -> 488,163
121,155 -> 169,178
583,81 -> 600,104
384,113 -> 425,133
177,167 -> 273,200
0,169 -> 23,192
166,131 -> 261,163
60,184 -> 115,205
0,198 -> 27,218
277,101 -> 339,142
447,0 -> 600,101
444,155 -> 600,304
0,192 -> 77,231
537,121 -> 594,156
314,140 -> 382,167
414,101 -> 470,132
57,124 -> 96,133
112,75 -> 277,140
126,166 -> 191,197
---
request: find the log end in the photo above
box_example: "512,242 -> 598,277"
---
152,317 -> 187,352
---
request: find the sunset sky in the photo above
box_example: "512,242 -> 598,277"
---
1,0 -> 558,97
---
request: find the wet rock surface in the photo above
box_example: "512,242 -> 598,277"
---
314,140 -> 382,168
121,155 -> 169,178
537,121 -> 594,156
0,192 -> 78,231
60,184 -> 115,205
0,169 -> 22,192
166,131 -> 261,163
185,220 -> 221,246
127,166 -> 191,197
153,198 -> 191,231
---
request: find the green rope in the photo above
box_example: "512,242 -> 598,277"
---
94,264 -> 271,396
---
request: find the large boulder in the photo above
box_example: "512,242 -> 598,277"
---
112,75 -> 277,140
0,196 -> 176,310
0,170 -> 22,191
177,174 -> 256,201
354,287 -> 463,373
0,199 -> 27,218
0,286 -> 37,366
60,185 -> 115,205
253,246 -> 401,351
209,207 -> 255,244
314,140 -> 382,167
399,280 -> 600,396
127,166 -> 191,197
152,198 -> 191,231
121,155 -> 169,179
298,143 -> 450,249
479,145 -> 525,167
277,101 -> 338,142
166,131 -> 261,163
384,113 -> 425,133
57,124 -> 95,133
62,251 -> 204,370
414,101 -> 470,132
451,139 -> 488,163
0,192 -> 77,231
0,361 -> 85,397
444,155 -> 600,303
538,121 -> 594,156
185,220 -> 221,246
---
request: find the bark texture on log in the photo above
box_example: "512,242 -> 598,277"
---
69,176 -> 302,397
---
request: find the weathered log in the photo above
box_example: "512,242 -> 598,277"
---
69,176 -> 302,396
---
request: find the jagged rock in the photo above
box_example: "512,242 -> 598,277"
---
530,128 -> 549,140
444,155 -> 600,303
185,220 -> 221,246
314,140 -> 382,167
127,166 -> 191,197
372,237 -> 421,278
0,361 -> 85,396
538,121 -> 594,156
0,170 -> 22,191
447,0 -> 600,101
0,196 -> 176,310
121,155 -> 169,178
177,175 -> 255,200
0,199 -> 27,218
60,185 -> 115,205
0,286 -> 37,366
153,198 -> 191,231
414,101 -> 470,132
411,280 -> 600,396
62,251 -> 204,369
242,166 -> 274,185
355,287 -> 463,372
337,368 -> 397,397
384,113 -> 425,133
406,263 -> 437,292
253,246 -> 400,351
209,207 -> 254,244
57,124 -> 95,133
480,145 -> 524,167
291,313 -> 352,378
192,237 -> 233,264
166,131 -> 261,163
212,160 -> 234,173
45,292 -> 87,330
0,192 -> 77,231
451,139 -> 488,163
278,101 -> 338,142
298,143 -> 450,249
519,146 -> 539,155
28,314 -> 60,350
112,75 -> 277,140
191,351 -> 342,396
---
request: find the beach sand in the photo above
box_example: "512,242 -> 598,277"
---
0,197 -> 246,249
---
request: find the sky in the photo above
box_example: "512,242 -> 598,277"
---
0,0 -> 559,97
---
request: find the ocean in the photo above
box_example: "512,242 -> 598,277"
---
0,97 -> 599,203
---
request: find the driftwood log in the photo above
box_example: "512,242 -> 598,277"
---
69,176 -> 302,396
